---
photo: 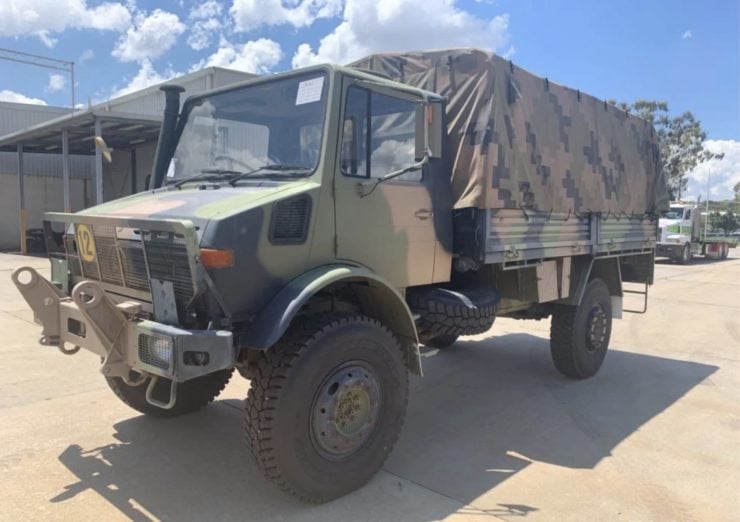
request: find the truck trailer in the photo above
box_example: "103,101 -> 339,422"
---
13,48 -> 668,502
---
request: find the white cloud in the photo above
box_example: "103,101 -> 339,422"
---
291,0 -> 510,67
47,73 -> 66,92
109,60 -> 179,99
0,89 -> 47,105
187,2 -> 224,51
196,38 -> 282,74
79,49 -> 95,63
113,9 -> 186,63
685,140 -> 740,201
0,0 -> 131,44
681,29 -> 693,39
36,30 -> 58,48
231,0 -> 342,32
188,18 -> 223,50
191,0 -> 223,19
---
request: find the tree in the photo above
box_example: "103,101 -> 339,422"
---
734,181 -> 740,201
709,210 -> 739,235
607,100 -> 724,200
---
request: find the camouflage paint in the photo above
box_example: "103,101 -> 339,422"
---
350,49 -> 670,214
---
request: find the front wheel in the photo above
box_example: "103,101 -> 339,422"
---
550,278 -> 612,379
677,243 -> 691,264
106,368 -> 233,417
245,313 -> 409,503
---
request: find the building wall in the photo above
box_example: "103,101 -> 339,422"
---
103,143 -> 156,201
0,143 -> 156,250
0,173 -> 92,250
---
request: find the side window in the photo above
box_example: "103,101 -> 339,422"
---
340,87 -> 420,182
684,209 -> 691,220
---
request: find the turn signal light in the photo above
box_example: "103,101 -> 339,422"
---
200,248 -> 234,268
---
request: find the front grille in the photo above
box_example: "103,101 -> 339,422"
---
65,223 -> 195,316
119,241 -> 149,291
143,233 -> 193,304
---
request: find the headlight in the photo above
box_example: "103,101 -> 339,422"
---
138,334 -> 174,370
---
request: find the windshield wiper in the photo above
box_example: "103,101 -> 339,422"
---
228,164 -> 312,186
172,168 -> 244,189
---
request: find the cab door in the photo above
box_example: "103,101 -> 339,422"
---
333,82 -> 440,288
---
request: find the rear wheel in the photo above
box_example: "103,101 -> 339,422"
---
550,279 -> 612,379
106,368 -> 233,417
245,313 -> 408,503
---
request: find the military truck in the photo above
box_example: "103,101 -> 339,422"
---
657,202 -> 735,262
12,49 -> 668,502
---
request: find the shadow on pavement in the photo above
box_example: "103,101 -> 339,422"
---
51,333 -> 717,520
655,255 -> 737,265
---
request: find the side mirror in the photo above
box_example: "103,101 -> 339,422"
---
415,100 -> 443,160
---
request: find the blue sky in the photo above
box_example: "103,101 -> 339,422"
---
1,0 -> 738,197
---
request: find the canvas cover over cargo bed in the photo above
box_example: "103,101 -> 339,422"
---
350,49 -> 669,214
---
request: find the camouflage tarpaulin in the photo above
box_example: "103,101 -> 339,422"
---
350,49 -> 669,214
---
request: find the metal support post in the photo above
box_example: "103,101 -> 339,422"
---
62,129 -> 71,212
94,118 -> 103,205
17,144 -> 26,254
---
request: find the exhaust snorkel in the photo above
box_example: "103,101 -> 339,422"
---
149,84 -> 186,189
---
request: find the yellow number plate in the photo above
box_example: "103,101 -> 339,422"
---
76,224 -> 96,262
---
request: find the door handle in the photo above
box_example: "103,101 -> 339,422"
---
414,209 -> 434,220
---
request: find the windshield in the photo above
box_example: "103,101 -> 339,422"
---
662,207 -> 685,219
169,72 -> 328,183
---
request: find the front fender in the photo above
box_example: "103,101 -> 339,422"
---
239,264 -> 420,373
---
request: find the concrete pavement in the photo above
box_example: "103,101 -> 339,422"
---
0,252 -> 738,521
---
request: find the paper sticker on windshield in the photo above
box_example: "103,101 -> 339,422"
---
295,77 -> 324,105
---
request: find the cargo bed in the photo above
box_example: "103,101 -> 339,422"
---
454,209 -> 657,266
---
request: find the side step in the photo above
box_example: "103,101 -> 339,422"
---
622,282 -> 649,314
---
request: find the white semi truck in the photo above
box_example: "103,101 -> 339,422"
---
657,202 -> 735,263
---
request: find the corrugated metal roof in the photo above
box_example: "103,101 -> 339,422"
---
0,102 -> 72,136
88,66 -> 256,117
0,66 -> 257,154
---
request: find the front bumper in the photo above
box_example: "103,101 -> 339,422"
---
12,267 -> 234,383
656,243 -> 683,258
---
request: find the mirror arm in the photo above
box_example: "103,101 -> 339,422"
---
357,155 -> 429,198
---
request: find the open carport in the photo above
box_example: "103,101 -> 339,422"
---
0,66 -> 256,253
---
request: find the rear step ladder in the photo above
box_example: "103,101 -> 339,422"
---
623,282 -> 649,314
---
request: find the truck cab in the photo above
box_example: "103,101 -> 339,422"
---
657,202 -> 733,262
658,203 -> 698,263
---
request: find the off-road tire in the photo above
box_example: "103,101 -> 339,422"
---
244,313 -> 409,503
550,278 -> 612,379
106,368 -> 233,417
424,334 -> 459,349
408,287 -> 497,341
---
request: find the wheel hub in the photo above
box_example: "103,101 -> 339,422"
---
311,363 -> 381,459
586,304 -> 608,352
